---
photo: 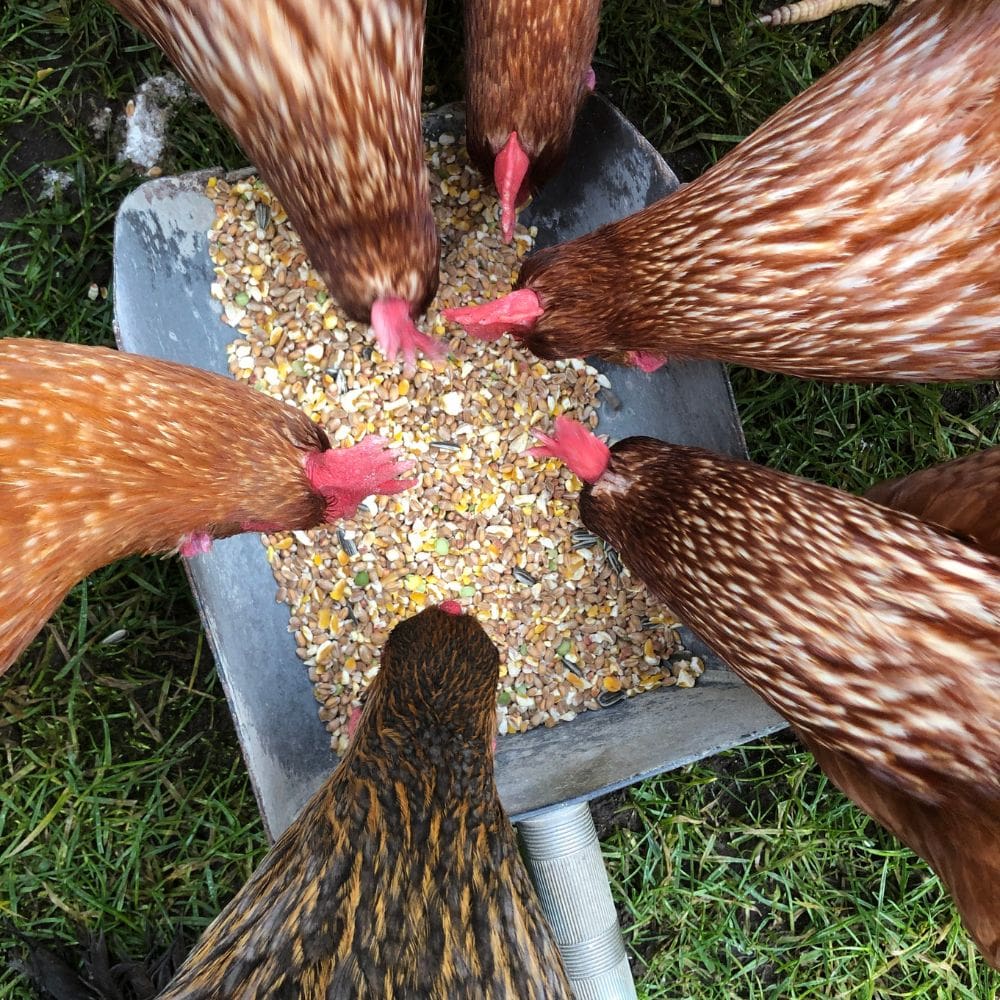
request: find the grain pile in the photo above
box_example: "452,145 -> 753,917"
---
208,130 -> 702,749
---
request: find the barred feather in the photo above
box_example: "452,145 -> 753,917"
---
579,437 -> 1000,965
0,339 -> 410,675
108,0 -> 438,321
514,0 -> 1000,381
156,606 -> 572,998
464,0 -> 600,191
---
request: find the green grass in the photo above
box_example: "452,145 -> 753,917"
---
1,1 -> 998,997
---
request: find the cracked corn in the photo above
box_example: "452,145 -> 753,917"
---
208,133 -> 697,751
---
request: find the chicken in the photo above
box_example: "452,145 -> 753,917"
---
125,604 -> 564,998
445,0 -> 1000,382
759,0 -> 917,27
464,0 -> 601,242
107,0 -> 441,366
0,339 -> 415,676
529,416 -> 1000,967
865,445 -> 1000,555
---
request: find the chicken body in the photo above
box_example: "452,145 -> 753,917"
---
464,0 -> 601,241
865,445 -> 1000,555
107,0 -> 440,362
0,339 -> 413,675
532,420 -> 1000,966
450,0 -> 1000,382
153,605 -> 571,998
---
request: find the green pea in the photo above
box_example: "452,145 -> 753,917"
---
354,570 -> 370,587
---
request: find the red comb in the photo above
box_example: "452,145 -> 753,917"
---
527,416 -> 611,484
495,131 -> 530,244
438,600 -> 463,616
442,289 -> 544,342
628,350 -> 668,373
370,297 -> 444,372
305,436 -> 417,522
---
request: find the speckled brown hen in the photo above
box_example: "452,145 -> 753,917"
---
0,339 -> 415,676
464,0 -> 601,242
106,0 -> 441,365
447,0 -> 1000,382
146,604 -> 571,998
865,445 -> 1000,555
530,416 -> 1000,967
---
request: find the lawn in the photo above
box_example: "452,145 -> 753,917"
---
2,1 -> 998,997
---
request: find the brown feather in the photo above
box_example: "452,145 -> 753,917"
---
155,606 -> 572,998
578,437 -> 1000,965
464,0 -> 601,189
514,0 -> 1000,381
865,446 -> 1000,555
0,339 -> 356,674
106,0 -> 438,321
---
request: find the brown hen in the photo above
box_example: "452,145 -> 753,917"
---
106,0 -> 441,364
146,604 -> 571,998
531,417 -> 1000,967
0,339 -> 414,675
464,0 -> 601,242
865,445 -> 1000,555
447,0 -> 1000,382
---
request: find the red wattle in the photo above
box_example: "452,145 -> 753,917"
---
628,350 -> 668,373
438,600 -> 463,616
494,131 -> 530,244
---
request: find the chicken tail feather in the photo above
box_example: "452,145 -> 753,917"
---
804,736 -> 1000,968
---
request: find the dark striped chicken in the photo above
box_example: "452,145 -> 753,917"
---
0,339 -> 415,676
530,416 -> 1000,967
143,603 -> 571,998
106,0 -> 442,366
464,0 -> 601,242
446,0 -> 1000,382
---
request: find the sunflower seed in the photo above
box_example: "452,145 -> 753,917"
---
337,528 -> 358,557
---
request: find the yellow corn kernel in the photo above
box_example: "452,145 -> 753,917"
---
317,607 -> 333,630
331,578 -> 348,600
337,551 -> 350,566
602,676 -> 622,693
